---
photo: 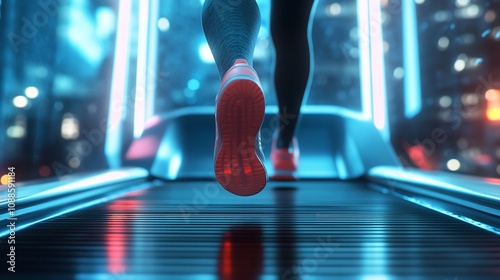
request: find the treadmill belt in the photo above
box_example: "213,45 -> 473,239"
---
3,180 -> 499,279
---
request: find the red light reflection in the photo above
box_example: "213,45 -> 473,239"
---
143,115 -> 162,130
106,199 -> 141,274
484,178 -> 500,184
106,217 -> 126,274
125,135 -> 160,160
222,238 -> 232,277
407,144 -> 434,170
218,226 -> 263,280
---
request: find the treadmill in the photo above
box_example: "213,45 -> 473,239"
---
1,107 -> 499,280
1,1 -> 499,279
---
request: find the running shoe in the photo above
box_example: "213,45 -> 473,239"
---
270,135 -> 299,181
214,59 -> 268,196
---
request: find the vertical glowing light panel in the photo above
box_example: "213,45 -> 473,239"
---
357,0 -> 389,140
105,0 -> 132,168
357,0 -> 372,120
369,0 -> 389,140
146,0 -> 160,125
134,0 -> 160,138
402,0 -> 422,118
134,0 -> 159,138
133,0 -> 150,138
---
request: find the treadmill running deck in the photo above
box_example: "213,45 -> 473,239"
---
2,180 -> 499,279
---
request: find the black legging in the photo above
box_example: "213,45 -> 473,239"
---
202,0 -> 315,149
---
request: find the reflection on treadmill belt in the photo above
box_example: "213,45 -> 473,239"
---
3,181 -> 499,279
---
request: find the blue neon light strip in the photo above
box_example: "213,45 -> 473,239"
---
402,0 -> 422,118
146,0 -> 160,122
368,0 -> 389,140
134,0 -> 150,138
357,0 -> 373,120
105,0 -> 133,168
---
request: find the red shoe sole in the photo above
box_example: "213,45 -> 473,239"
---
215,78 -> 267,196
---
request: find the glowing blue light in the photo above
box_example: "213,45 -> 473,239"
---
362,275 -> 391,280
482,29 -> 491,38
105,0 -> 133,168
368,0 -> 388,140
0,182 -> 152,238
157,17 -> 170,32
25,170 -> 135,199
25,86 -> 39,99
357,0 -> 372,120
495,31 -> 500,40
168,154 -> 182,179
188,79 -> 200,91
12,95 -> 29,108
402,0 -> 422,119
199,43 -> 215,64
95,7 -> 116,38
134,0 -> 151,138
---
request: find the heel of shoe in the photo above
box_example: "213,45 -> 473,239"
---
214,78 -> 267,196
